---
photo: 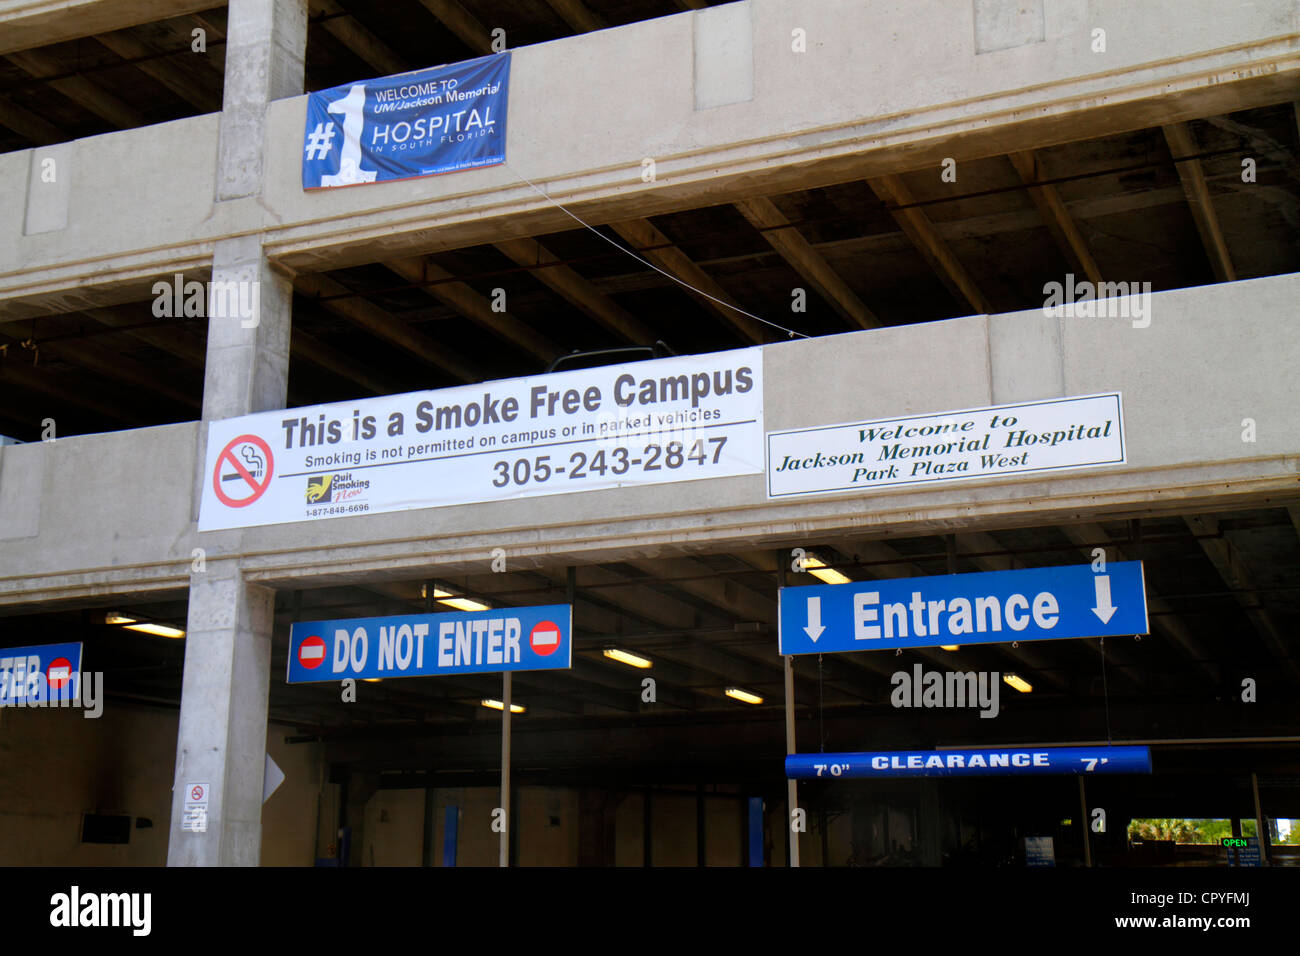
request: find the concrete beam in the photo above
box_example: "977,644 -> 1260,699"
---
82,305 -> 206,366
416,0 -> 491,55
94,27 -> 223,113
1162,123 -> 1236,282
308,0 -> 406,76
1008,150 -> 1103,285
5,47 -> 146,128
6,0 -> 1300,306
0,94 -> 64,144
0,0 -> 217,56
0,356 -> 145,423
294,272 -> 482,383
733,196 -> 881,330
493,237 -> 656,346
869,174 -> 993,316
1,271 -> 1297,608
1057,522 -> 1218,684
610,219 -> 768,344
544,0 -> 603,35
1183,514 -> 1299,682
290,326 -> 390,396
385,257 -> 561,366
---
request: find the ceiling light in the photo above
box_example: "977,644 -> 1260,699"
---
440,597 -> 490,612
420,584 -> 454,600
940,645 -> 960,651
603,647 -> 652,669
802,556 -> 852,585
1003,673 -> 1033,693
362,678 -> 382,683
106,612 -> 185,638
124,622 -> 186,639
725,687 -> 763,705
481,698 -> 524,714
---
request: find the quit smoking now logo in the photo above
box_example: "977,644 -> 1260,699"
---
49,886 -> 151,936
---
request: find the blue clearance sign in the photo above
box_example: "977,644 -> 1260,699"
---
786,745 -> 1152,779
0,642 -> 83,705
779,561 -> 1148,654
302,52 -> 510,189
287,605 -> 570,683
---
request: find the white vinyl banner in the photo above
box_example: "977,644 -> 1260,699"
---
198,348 -> 764,531
766,393 -> 1125,499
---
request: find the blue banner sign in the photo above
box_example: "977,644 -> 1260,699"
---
303,52 -> 510,189
287,605 -> 570,683
779,561 -> 1148,654
0,642 -> 83,705
786,745 -> 1152,779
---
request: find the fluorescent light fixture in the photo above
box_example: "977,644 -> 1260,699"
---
440,597 -> 490,612
603,647 -> 652,669
106,612 -> 185,638
420,585 -> 454,600
725,687 -> 763,705
801,556 -> 852,585
481,698 -> 525,714
362,678 -> 382,683
1003,673 -> 1033,694
940,645 -> 960,651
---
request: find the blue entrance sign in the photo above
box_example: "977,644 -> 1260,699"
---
779,561 -> 1147,654
785,745 -> 1152,779
287,605 -> 571,683
0,642 -> 83,705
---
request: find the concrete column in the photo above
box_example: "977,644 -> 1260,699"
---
201,234 -> 293,421
167,566 -> 275,866
201,0 -> 305,421
217,0 -> 306,202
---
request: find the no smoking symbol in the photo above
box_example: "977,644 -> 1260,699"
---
213,434 -> 274,508
191,785 -> 205,801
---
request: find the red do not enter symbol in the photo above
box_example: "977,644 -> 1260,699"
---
46,658 -> 73,690
298,635 -> 327,670
529,621 -> 562,657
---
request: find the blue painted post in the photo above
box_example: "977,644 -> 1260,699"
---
748,797 -> 764,866
443,805 -> 459,867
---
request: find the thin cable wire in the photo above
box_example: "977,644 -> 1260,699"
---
505,163 -> 811,340
1100,637 -> 1113,745
818,652 -> 825,753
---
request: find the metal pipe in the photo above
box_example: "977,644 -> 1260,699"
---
1078,777 -> 1092,867
1251,771 -> 1270,867
499,671 -> 511,868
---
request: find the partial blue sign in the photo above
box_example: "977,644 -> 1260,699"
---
785,746 -> 1152,779
1024,836 -> 1056,867
0,642 -> 83,705
779,561 -> 1148,654
287,605 -> 570,683
303,53 -> 510,189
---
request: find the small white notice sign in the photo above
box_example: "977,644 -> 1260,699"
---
767,393 -> 1125,498
183,781 -> 210,833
